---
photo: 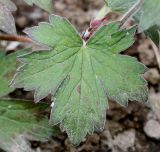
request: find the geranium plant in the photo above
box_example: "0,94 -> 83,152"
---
0,0 -> 160,150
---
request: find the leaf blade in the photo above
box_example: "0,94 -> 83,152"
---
106,0 -> 137,13
106,0 -> 160,32
0,99 -> 55,151
0,49 -> 31,97
24,0 -> 53,13
12,15 -> 148,144
139,0 -> 160,32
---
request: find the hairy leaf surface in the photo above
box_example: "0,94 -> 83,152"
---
24,0 -> 53,12
0,99 -> 54,152
12,15 -> 148,144
0,0 -> 16,34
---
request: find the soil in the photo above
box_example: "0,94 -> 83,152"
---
1,0 -> 160,152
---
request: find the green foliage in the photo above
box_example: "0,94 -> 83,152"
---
106,0 -> 160,32
138,0 -> 160,32
106,0 -> 136,13
105,0 -> 160,45
24,0 -> 53,13
0,51 -> 15,97
12,15 -> 148,145
0,49 -> 31,97
0,0 -> 17,34
145,26 -> 160,46
0,99 -> 54,152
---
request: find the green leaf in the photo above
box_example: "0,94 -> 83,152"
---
139,0 -> 160,32
0,99 -> 54,152
106,0 -> 137,13
0,49 -> 31,97
106,0 -> 160,32
145,26 -> 160,46
12,15 -> 148,145
0,0 -> 17,34
24,0 -> 53,13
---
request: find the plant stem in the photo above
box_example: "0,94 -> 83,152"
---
120,0 -> 144,27
94,5 -> 111,21
82,5 -> 111,41
0,34 -> 32,43
83,0 -> 144,41
151,40 -> 160,70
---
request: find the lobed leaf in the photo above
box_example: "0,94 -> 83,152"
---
0,99 -> 54,152
12,15 -> 148,145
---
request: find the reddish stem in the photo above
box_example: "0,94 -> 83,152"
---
0,34 -> 32,43
82,0 -> 144,41
82,15 -> 109,41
